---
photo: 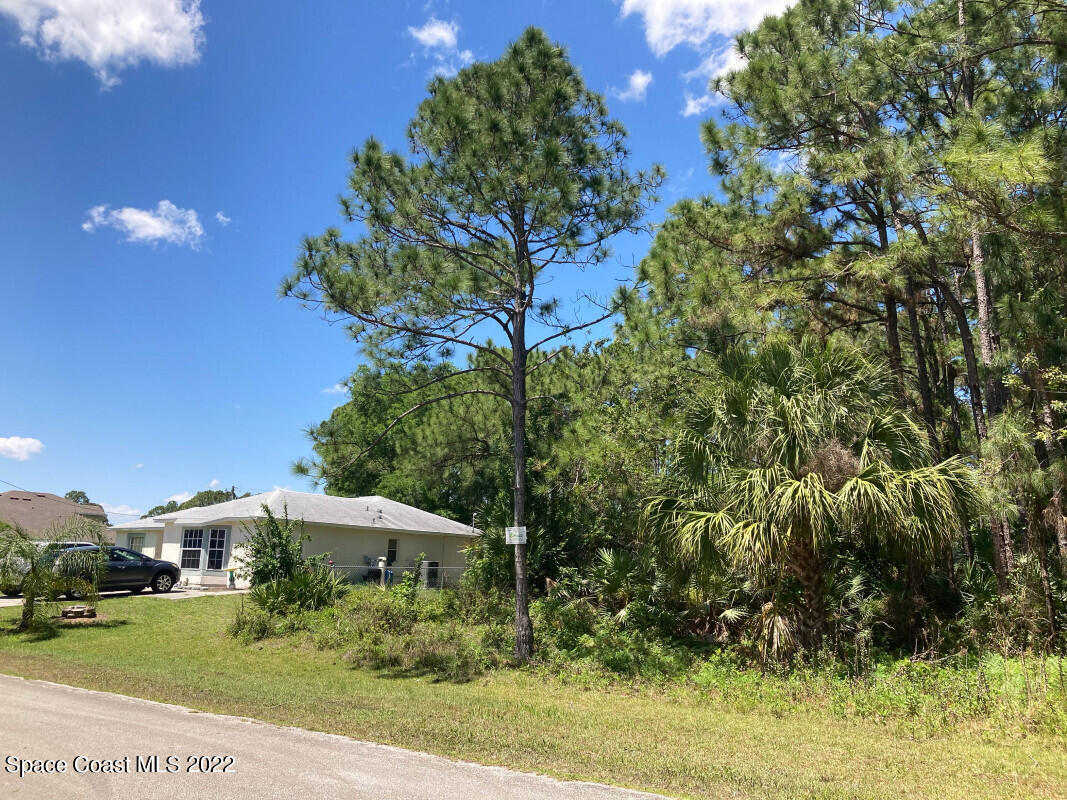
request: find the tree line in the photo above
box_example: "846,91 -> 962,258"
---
286,2 -> 1067,662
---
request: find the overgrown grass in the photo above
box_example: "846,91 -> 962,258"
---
1,594 -> 1065,799
237,585 -> 1067,736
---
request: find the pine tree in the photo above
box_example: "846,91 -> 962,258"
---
283,28 -> 662,660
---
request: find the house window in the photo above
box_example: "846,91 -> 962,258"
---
386,538 -> 398,566
128,534 -> 145,553
181,529 -> 204,569
207,528 -> 227,570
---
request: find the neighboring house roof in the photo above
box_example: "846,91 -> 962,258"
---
0,491 -> 108,533
110,518 -> 165,531
148,489 -> 479,537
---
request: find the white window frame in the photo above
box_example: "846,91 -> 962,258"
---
205,527 -> 230,571
180,526 -> 231,573
180,528 -> 204,570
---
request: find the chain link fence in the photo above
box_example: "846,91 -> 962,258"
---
326,563 -> 465,589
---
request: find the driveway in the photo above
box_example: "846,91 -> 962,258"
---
0,675 -> 667,799
0,588 -> 246,609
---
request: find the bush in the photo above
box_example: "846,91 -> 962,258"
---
248,563 -> 350,615
291,586 -> 512,680
342,621 -> 509,682
228,605 -> 276,642
532,596 -> 695,680
235,504 -> 308,586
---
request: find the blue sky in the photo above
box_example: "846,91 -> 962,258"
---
0,0 -> 790,521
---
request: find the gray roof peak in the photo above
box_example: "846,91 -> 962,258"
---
143,489 -> 477,537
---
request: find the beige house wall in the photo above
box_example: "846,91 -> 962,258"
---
113,530 -> 163,559
152,517 -> 471,588
301,523 -> 470,585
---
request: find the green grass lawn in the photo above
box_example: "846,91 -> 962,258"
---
0,594 -> 1064,800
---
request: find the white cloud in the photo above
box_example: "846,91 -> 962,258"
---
620,0 -> 794,57
101,502 -> 140,518
431,48 -> 473,78
0,436 -> 44,461
165,491 -> 192,503
82,200 -> 204,248
133,462 -> 144,469
683,43 -> 746,82
208,478 -> 220,488
406,16 -> 473,78
321,383 -> 346,395
680,44 -> 746,115
0,0 -> 206,88
407,17 -> 457,49
214,210 -> 230,226
681,91 -> 715,117
612,69 -> 653,102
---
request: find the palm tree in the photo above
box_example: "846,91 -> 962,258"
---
646,338 -> 983,652
0,518 -> 108,631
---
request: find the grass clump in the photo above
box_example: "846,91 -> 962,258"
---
234,583 -> 513,682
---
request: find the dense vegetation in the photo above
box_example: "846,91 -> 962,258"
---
287,1 -> 1067,673
226,584 -> 1067,736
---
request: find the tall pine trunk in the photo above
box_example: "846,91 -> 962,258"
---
941,281 -> 988,440
971,233 -> 1007,416
958,0 -> 1007,417
890,196 -> 1012,585
934,290 -> 964,453
905,276 -> 940,457
885,291 -> 906,400
958,0 -> 1014,590
1032,370 -> 1067,574
511,304 -> 534,662
1024,501 -> 1058,640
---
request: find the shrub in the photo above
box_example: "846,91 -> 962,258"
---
297,586 -> 513,680
393,552 -> 425,619
531,596 -> 696,680
228,605 -> 276,642
452,580 -> 513,626
235,504 -> 308,586
342,621 -> 509,681
248,562 -> 350,615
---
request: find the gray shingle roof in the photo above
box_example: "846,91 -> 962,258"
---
148,489 -> 478,537
0,491 -> 108,533
110,518 -> 165,530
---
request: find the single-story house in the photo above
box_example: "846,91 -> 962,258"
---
109,489 -> 477,588
0,491 -> 109,534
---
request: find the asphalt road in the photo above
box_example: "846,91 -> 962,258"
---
0,675 -> 668,799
